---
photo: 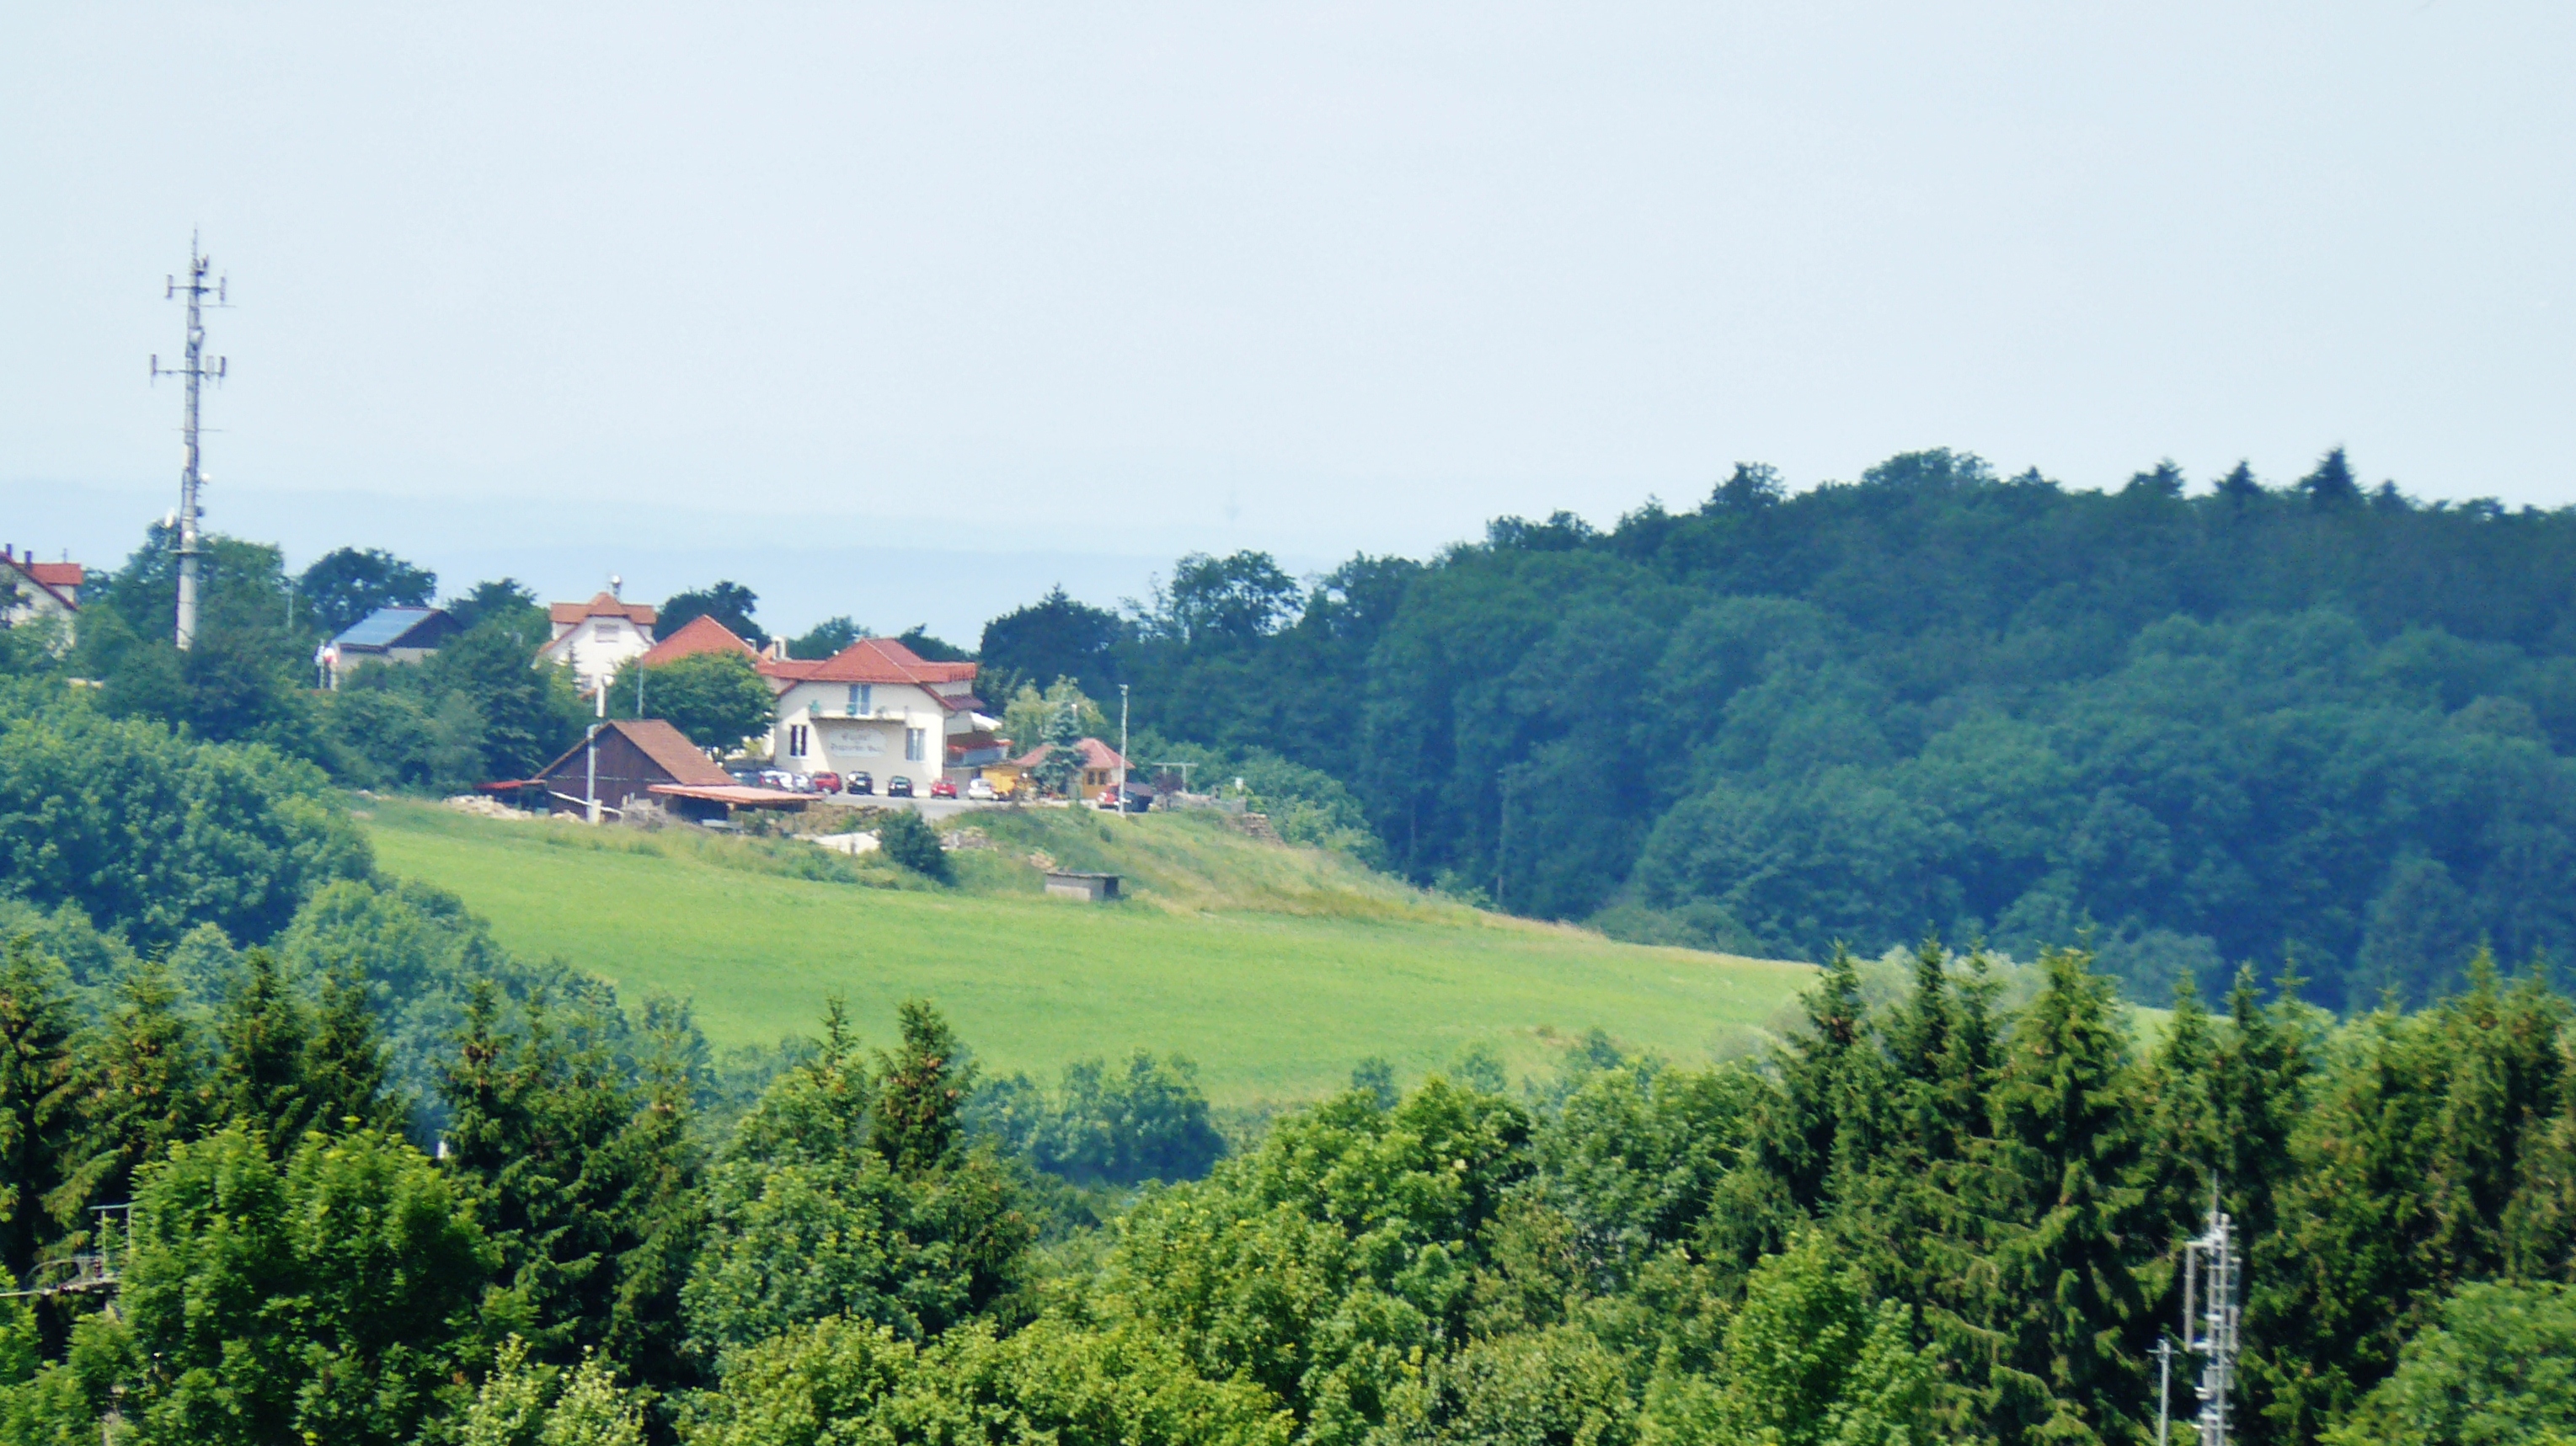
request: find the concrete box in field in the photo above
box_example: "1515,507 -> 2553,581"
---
1044,871 -> 1121,902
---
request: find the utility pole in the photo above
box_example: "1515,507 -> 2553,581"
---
1118,684 -> 1130,818
1495,767 -> 1511,910
2154,1336 -> 2174,1446
2177,1192 -> 2242,1446
585,684 -> 605,824
151,234 -> 227,650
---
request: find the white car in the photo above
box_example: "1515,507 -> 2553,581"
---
965,776 -> 997,802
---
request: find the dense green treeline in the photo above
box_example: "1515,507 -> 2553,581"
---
8,661 -> 2576,1442
9,917 -> 2576,1443
983,450 -> 2576,1006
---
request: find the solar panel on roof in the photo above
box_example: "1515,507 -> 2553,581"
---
334,607 -> 441,648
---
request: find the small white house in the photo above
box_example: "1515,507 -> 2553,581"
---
1,547 -> 82,635
758,638 -> 991,795
537,590 -> 658,695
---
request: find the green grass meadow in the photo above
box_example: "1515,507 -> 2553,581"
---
360,799 -> 1817,1106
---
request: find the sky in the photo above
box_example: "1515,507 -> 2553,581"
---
4,3 -> 2571,643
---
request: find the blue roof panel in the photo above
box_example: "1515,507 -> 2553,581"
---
334,606 -> 443,648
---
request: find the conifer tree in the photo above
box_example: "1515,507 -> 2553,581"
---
1766,945 -> 1872,1213
1981,946 -> 2151,1445
872,1000 -> 972,1177
299,966 -> 403,1136
45,961 -> 211,1240
0,936 -> 77,1285
215,947 -> 318,1153
440,981 -> 688,1379
595,996 -> 708,1392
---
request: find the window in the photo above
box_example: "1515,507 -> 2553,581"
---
859,684 -> 873,714
905,727 -> 926,762
846,684 -> 860,716
788,724 -> 810,759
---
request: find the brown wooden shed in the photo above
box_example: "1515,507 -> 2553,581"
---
532,718 -> 745,820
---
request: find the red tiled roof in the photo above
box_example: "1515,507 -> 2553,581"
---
549,591 -> 657,627
2,551 -> 82,611
757,637 -> 980,688
532,718 -> 734,787
1011,737 -> 1127,771
638,614 -> 757,667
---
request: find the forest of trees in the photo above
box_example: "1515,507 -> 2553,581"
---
8,485 -> 2576,1440
5,769 -> 2575,1443
982,449 -> 2576,1008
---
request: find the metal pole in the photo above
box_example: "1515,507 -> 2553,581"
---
585,686 -> 604,824
1118,684 -> 1130,818
152,234 -> 226,651
2156,1337 -> 2172,1446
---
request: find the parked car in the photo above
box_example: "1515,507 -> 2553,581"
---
730,770 -> 762,787
1096,784 -> 1152,814
758,769 -> 793,790
886,776 -> 915,798
845,771 -> 874,795
810,771 -> 842,794
965,776 -> 997,802
928,778 -> 958,799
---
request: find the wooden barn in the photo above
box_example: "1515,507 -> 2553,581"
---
522,718 -> 805,823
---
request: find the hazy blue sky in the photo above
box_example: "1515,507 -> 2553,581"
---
5,3 -> 2570,640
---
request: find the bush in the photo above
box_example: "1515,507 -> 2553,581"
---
0,694 -> 370,951
875,809 -> 951,882
968,1052 -> 1227,1185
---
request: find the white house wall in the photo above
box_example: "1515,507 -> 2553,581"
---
770,680 -> 965,791
542,616 -> 653,693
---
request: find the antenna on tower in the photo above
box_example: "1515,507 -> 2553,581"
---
149,232 -> 229,650
2162,1188 -> 2244,1446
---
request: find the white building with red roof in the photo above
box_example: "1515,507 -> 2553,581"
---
1,547 -> 83,634
757,637 -> 998,794
536,590 -> 659,694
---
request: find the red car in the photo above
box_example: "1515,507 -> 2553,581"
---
809,771 -> 842,794
928,778 -> 959,799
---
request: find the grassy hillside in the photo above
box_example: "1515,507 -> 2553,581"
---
360,799 -> 1815,1106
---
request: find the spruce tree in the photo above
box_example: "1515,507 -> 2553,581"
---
440,982 -> 679,1375
871,1000 -> 972,1176
1981,946 -> 2151,1445
299,967 -> 402,1136
45,961 -> 211,1239
0,936 -> 77,1284
215,947 -> 317,1153
1766,945 -> 1872,1214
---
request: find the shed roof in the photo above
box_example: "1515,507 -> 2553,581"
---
648,783 -> 812,810
1012,737 -> 1127,771
532,718 -> 734,787
333,606 -> 452,650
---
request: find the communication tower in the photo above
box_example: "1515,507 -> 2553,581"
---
2161,1193 -> 2244,1444
149,234 -> 227,650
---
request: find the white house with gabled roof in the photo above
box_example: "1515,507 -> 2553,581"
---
757,638 -> 997,794
537,590 -> 658,695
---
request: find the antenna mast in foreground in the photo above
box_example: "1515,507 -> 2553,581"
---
2169,1194 -> 2243,1445
150,233 -> 227,649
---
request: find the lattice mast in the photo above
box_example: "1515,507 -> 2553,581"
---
150,234 -> 227,650
2167,1193 -> 2244,1445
